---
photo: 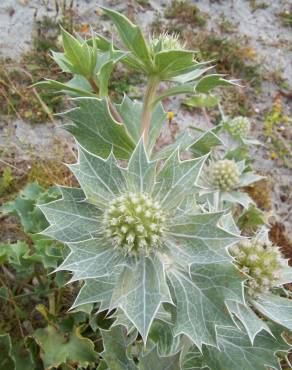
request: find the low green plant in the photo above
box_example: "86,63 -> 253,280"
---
2,8 -> 292,370
0,167 -> 14,197
164,0 -> 207,27
278,8 -> 292,27
264,97 -> 292,168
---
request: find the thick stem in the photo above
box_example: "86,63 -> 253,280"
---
140,76 -> 160,144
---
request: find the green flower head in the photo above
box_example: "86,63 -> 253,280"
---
150,32 -> 186,53
230,239 -> 286,297
104,191 -> 165,256
226,116 -> 251,138
206,159 -> 240,192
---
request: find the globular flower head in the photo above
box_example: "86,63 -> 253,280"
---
150,32 -> 185,52
230,239 -> 285,297
207,159 -> 240,192
226,116 -> 251,138
104,192 -> 165,256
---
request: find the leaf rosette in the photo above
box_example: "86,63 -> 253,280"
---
39,138 -> 244,347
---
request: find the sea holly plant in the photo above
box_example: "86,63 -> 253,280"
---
199,156 -> 264,209
36,7 -> 237,156
34,8 -> 292,370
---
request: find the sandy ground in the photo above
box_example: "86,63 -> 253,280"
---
0,0 -> 291,236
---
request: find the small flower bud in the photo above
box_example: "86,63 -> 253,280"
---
226,116 -> 251,138
230,239 -> 286,297
150,32 -> 185,52
207,160 -> 240,191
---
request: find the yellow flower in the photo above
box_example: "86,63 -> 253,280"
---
167,111 -> 174,123
270,152 -> 277,160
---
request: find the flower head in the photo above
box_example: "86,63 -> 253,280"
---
230,239 -> 285,297
104,192 -> 165,256
226,116 -> 251,138
206,159 -> 240,192
150,32 -> 185,52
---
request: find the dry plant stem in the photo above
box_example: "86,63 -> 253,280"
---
89,77 -> 123,123
32,87 -> 55,123
141,75 -> 160,144
202,107 -> 212,128
0,158 -> 27,174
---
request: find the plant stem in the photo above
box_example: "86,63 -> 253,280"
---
141,75 -> 160,144
89,77 -> 123,123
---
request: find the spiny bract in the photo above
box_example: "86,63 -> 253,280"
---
39,139 -> 244,346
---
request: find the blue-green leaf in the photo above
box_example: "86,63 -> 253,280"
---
153,151 -> 207,210
69,145 -> 127,208
226,300 -> 271,343
252,293 -> 292,331
101,7 -> 152,71
139,346 -> 181,370
39,187 -> 101,242
111,256 -> 172,342
168,261 -> 244,349
202,324 -> 289,370
61,97 -> 135,159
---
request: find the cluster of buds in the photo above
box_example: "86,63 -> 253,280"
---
150,32 -> 185,52
226,116 -> 251,138
104,192 -> 165,256
207,159 -> 240,192
230,239 -> 285,297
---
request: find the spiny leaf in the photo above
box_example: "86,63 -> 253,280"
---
61,97 -> 135,160
152,130 -> 194,161
188,129 -> 223,157
127,138 -> 157,193
72,275 -> 118,311
60,27 -> 97,77
195,74 -> 238,93
166,212 -> 239,266
101,7 -> 152,71
139,345 -> 181,370
115,95 -> 166,154
153,151 -> 207,210
58,238 -> 124,281
168,261 -> 244,349
69,145 -> 127,208
111,256 -> 172,342
252,293 -> 292,331
39,187 -> 101,242
154,50 -> 195,79
202,324 -> 290,370
147,319 -> 182,357
226,300 -> 271,343
221,191 -> 254,209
